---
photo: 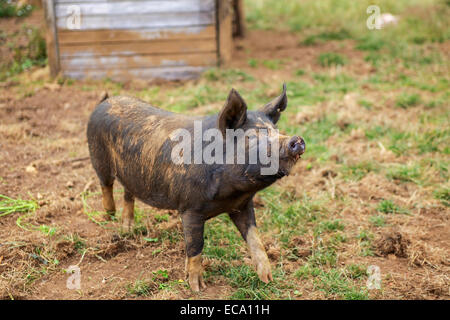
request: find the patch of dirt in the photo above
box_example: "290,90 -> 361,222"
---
375,231 -> 410,258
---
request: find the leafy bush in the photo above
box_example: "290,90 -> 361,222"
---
0,1 -> 33,18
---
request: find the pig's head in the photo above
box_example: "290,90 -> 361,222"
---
217,84 -> 305,188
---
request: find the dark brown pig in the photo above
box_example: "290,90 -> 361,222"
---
87,84 -> 305,291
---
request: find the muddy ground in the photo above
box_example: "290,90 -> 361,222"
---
0,9 -> 449,300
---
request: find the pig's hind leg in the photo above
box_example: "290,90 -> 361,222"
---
229,201 -> 273,283
89,143 -> 116,218
121,189 -> 135,232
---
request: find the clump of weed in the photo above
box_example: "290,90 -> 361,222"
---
0,1 -> 33,18
154,213 -> 169,223
302,29 -> 351,45
341,161 -> 378,181
433,188 -> 449,207
364,52 -> 383,66
395,93 -> 422,108
203,68 -> 254,82
247,58 -> 258,68
365,126 -> 389,140
0,194 -> 38,217
126,269 -> 174,296
1,25 -> 47,80
314,220 -> 345,236
308,246 -> 337,267
358,99 -> 373,110
208,264 -> 287,299
318,53 -> 346,67
127,279 -> 154,296
377,200 -> 408,215
357,230 -> 374,257
355,35 -> 385,51
346,264 -> 367,279
262,59 -> 284,70
386,164 -> 421,183
297,265 -> 369,299
369,215 -> 386,227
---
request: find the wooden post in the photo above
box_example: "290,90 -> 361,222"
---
43,0 -> 60,77
232,0 -> 245,38
216,0 -> 233,65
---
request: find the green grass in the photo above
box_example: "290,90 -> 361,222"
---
245,0 -> 449,42
314,220 -> 345,236
64,233 -> 87,253
0,194 -> 38,217
318,53 -> 346,67
356,230 -> 375,257
341,162 -> 378,181
369,215 -> 387,227
356,34 -> 386,51
203,68 -> 254,83
262,59 -> 285,70
127,279 -> 153,296
301,29 -> 351,45
364,123 -> 449,157
246,58 -> 285,70
308,246 -> 337,267
80,191 -> 112,227
433,187 -> 450,206
294,69 -> 306,76
386,164 -> 422,183
395,93 -> 422,108
126,269 -> 186,296
206,263 -> 289,299
346,264 -> 368,279
154,213 -> 170,223
295,264 -> 368,299
315,268 -> 369,299
248,58 -> 258,68
377,200 -> 409,214
204,214 -> 243,261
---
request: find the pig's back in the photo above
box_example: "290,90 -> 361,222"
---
87,96 -> 200,210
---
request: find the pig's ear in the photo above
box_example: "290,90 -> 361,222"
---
260,83 -> 287,124
217,88 -> 247,137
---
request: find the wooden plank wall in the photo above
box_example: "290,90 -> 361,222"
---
218,0 -> 233,65
52,0 -> 222,81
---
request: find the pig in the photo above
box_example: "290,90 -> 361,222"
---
87,84 -> 305,291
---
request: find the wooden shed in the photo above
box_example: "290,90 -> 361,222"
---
43,0 -> 241,81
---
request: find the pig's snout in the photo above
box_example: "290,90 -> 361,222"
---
287,136 -> 305,157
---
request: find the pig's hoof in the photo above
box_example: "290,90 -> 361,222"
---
256,260 -> 273,284
189,272 -> 206,292
104,211 -> 116,221
121,219 -> 133,233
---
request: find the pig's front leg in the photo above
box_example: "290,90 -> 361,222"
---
181,211 -> 206,292
229,201 -> 273,283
